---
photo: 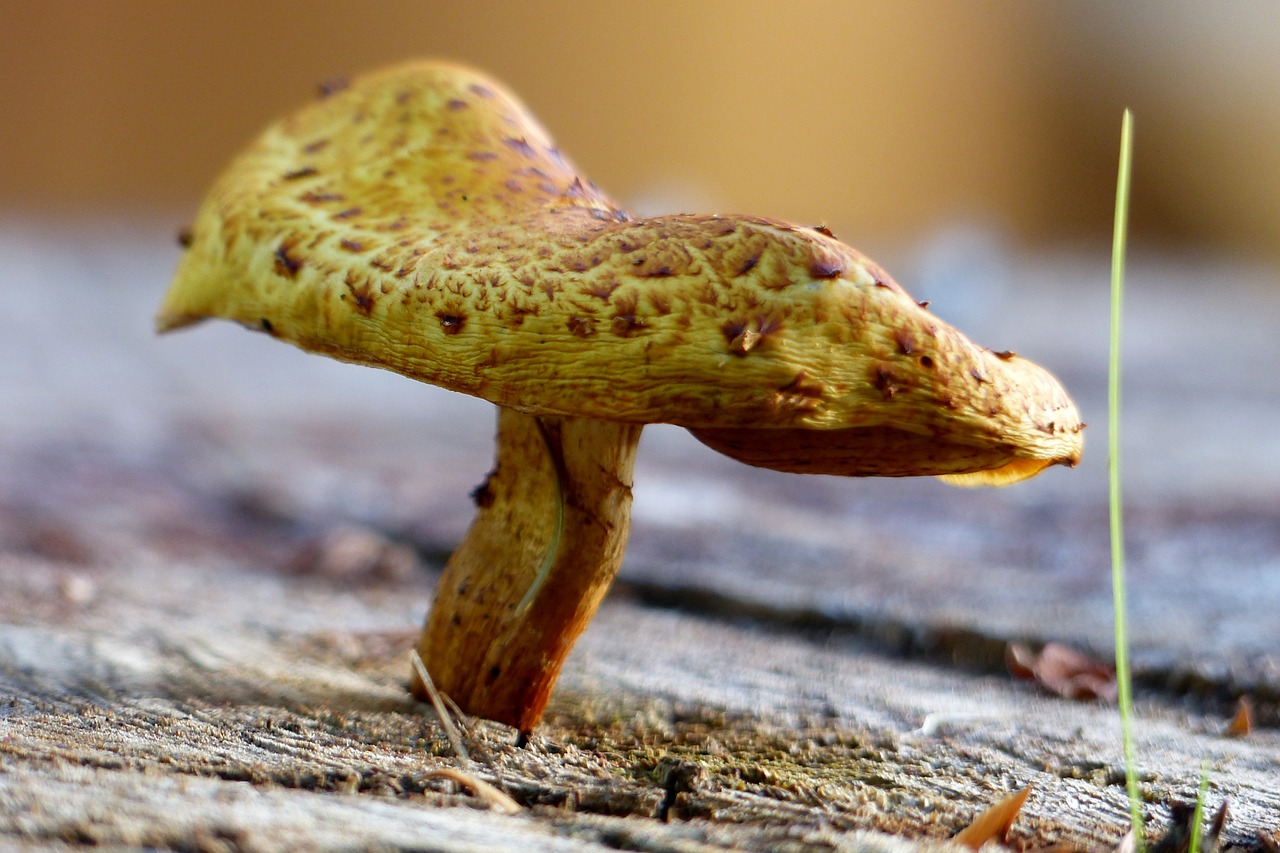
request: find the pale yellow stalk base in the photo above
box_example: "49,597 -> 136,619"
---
411,409 -> 642,734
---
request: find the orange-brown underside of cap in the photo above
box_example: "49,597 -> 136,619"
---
690,425 -> 1067,483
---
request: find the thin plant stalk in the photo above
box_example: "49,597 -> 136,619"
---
1187,760 -> 1211,853
1109,108 -> 1143,847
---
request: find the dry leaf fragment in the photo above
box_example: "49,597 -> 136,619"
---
954,786 -> 1032,850
1147,799 -> 1229,853
1208,800 -> 1229,850
1225,696 -> 1253,738
1007,642 -> 1117,702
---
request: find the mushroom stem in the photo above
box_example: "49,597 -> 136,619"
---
411,408 -> 642,734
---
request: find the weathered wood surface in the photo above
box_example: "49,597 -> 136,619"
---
2,221 -> 1280,850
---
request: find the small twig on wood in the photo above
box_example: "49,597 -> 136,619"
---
424,767 -> 522,815
411,650 -> 471,764
441,691 -> 472,738
915,712 -> 1001,737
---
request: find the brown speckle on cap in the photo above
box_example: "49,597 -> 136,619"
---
567,316 -> 596,337
436,312 -> 466,334
300,190 -> 345,204
611,314 -> 646,337
583,277 -> 621,301
317,77 -> 350,98
273,240 -> 302,278
873,365 -> 900,399
504,137 -> 537,158
724,324 -> 761,355
344,270 -> 376,314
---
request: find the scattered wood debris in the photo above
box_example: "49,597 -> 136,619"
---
954,786 -> 1031,850
1146,798 -> 1228,853
423,767 -> 522,816
1007,642 -> 1118,701
1225,697 -> 1253,738
411,650 -> 471,764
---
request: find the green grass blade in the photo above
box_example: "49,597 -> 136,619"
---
1187,760 -> 1211,853
1109,108 -> 1143,848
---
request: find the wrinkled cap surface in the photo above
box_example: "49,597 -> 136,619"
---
158,61 -> 1083,484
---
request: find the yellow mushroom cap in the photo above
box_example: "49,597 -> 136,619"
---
158,61 -> 1082,485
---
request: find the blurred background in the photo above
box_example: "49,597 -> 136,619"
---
3,0 -> 1279,510
3,0 -> 1280,708
3,0 -> 1278,261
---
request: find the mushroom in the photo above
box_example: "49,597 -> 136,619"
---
157,61 -> 1083,736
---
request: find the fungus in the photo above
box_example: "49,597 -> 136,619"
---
156,62 -> 1083,736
